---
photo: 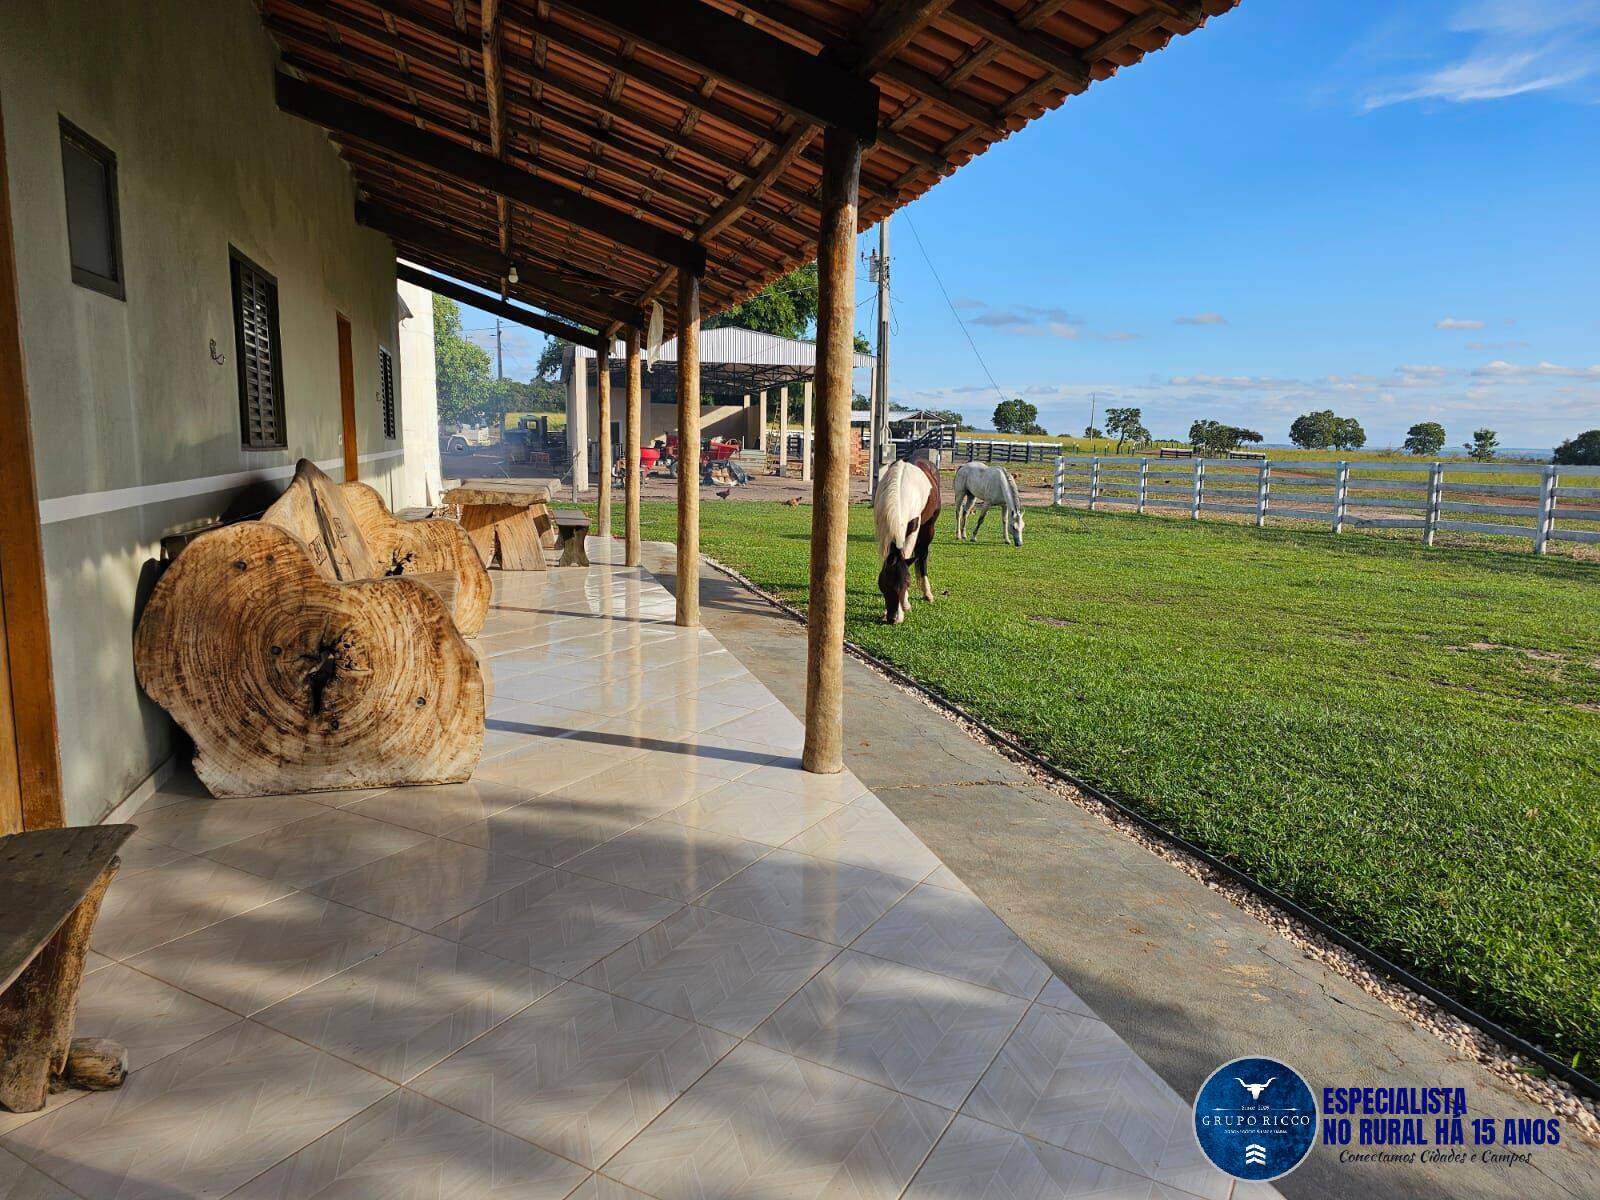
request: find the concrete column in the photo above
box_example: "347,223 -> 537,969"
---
779,384 -> 789,472
624,328 -> 642,567
675,270 -> 701,627
802,126 -> 861,775
566,346 -> 589,494
758,390 -> 768,453
802,380 -> 813,482
596,344 -> 612,538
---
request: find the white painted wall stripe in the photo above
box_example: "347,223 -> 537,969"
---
39,448 -> 406,525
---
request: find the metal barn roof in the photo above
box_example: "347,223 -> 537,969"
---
573,325 -> 875,393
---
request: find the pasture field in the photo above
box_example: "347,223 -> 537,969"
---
626,499 -> 1600,1070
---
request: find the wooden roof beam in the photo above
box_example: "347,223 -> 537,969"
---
397,263 -> 607,351
946,0 -> 1089,85
276,71 -> 706,273
480,0 -> 512,277
359,203 -> 642,326
546,0 -> 880,143
853,1 -> 960,74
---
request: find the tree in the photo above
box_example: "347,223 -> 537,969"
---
706,262 -> 818,340
1188,419 -> 1263,455
1465,428 -> 1499,462
1104,406 -> 1144,453
993,397 -> 1040,434
1403,421 -> 1446,456
1554,430 -> 1600,466
433,295 -> 493,426
1330,417 -> 1366,451
1289,409 -> 1337,449
1083,425 -> 1103,439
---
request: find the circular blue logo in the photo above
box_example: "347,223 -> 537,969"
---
1192,1056 -> 1317,1181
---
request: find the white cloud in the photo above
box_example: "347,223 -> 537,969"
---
1174,312 -> 1228,327
1436,317 -> 1486,330
1359,1 -> 1600,110
1472,359 -> 1600,379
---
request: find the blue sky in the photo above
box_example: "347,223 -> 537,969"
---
460,0 -> 1600,449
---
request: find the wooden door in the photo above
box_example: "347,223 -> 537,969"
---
337,314 -> 357,481
0,94 -> 64,831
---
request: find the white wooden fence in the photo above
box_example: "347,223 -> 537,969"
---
1050,456 -> 1600,555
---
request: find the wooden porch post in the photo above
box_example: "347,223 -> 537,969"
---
802,126 -> 862,774
596,344 -> 612,538
675,269 -> 701,626
624,327 -> 642,567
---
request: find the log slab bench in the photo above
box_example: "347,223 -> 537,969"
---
443,480 -> 553,570
1,825 -> 136,1112
553,509 -> 591,567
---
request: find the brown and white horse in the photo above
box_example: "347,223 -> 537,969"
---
874,457 -> 941,625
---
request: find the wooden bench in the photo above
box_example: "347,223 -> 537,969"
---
1,825 -> 135,1113
443,480 -> 553,571
133,460 -> 487,797
553,509 -> 591,567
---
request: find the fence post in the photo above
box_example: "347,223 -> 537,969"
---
1191,459 -> 1204,519
1331,461 -> 1350,533
1256,461 -> 1270,527
1088,457 -> 1100,512
1534,466 -> 1558,555
1053,456 -> 1064,507
1423,462 -> 1442,547
1138,459 -> 1149,515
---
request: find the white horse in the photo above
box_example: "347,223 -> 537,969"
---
954,461 -> 1025,546
874,458 -> 941,624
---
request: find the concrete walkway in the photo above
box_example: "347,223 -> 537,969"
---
639,542 -> 1600,1200
2,546 -> 1255,1200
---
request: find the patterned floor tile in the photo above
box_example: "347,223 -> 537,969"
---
602,1041 -> 950,1200
471,735 -> 641,792
698,849 -> 916,945
851,882 -> 1052,999
115,833 -> 190,877
310,838 -> 548,931
127,891 -> 415,1015
703,705 -> 805,752
733,762 -> 868,805
342,779 -> 533,838
662,780 -> 842,846
567,1177 -> 656,1200
203,807 -> 430,889
625,734 -> 777,782
0,1147 -> 74,1200
577,905 -> 837,1037
753,950 -> 1027,1109
905,1115 -> 1173,1199
410,982 -> 734,1168
255,932 -> 561,1083
228,1088 -> 587,1200
73,962 -> 237,1070
782,796 -> 941,881
1036,975 -> 1099,1020
963,1006 -> 1230,1199
92,854 -> 295,961
2,1022 -> 392,1200
920,865 -> 973,894
563,819 -> 771,902
433,869 -> 680,977
130,794 -> 327,855
441,790 -> 661,868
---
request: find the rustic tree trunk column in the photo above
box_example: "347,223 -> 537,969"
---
624,327 -> 643,568
596,344 -> 613,539
802,381 -> 813,483
675,269 -> 701,627
802,127 -> 862,775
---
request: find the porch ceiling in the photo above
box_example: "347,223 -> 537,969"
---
262,0 -> 1237,334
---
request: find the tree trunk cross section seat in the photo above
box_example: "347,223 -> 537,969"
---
443,480 -> 554,570
0,825 -> 136,1113
134,460 -> 488,797
553,509 -> 591,567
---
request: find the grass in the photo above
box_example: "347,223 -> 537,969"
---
626,499 -> 1600,1069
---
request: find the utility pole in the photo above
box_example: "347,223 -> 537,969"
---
495,318 -> 503,380
1087,391 -> 1096,449
870,218 -> 891,498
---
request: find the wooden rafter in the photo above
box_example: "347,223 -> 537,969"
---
397,263 -> 607,348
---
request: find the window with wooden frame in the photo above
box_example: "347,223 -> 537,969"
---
230,248 -> 286,450
377,345 -> 396,439
59,119 -> 123,299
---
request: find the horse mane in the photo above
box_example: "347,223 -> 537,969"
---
875,460 -> 927,559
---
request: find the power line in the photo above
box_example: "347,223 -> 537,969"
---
903,211 -> 1009,409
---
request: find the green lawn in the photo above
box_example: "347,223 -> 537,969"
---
628,500 -> 1600,1069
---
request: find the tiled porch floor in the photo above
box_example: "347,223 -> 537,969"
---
2,543 -> 1269,1200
